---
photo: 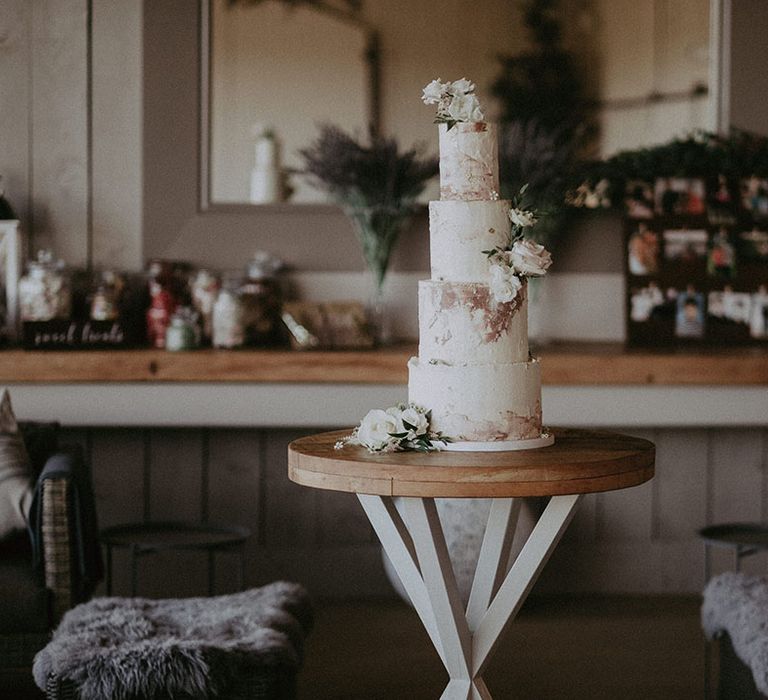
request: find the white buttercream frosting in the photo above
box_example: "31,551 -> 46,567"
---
418,280 -> 528,365
429,200 -> 511,282
438,122 -> 499,201
405,117 -> 547,448
408,357 -> 543,441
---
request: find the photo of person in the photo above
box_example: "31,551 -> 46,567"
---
628,224 -> 660,275
625,180 -> 654,219
738,227 -> 768,260
707,228 -> 736,278
655,178 -> 706,216
750,285 -> 768,339
630,281 -> 664,322
740,177 -> 768,218
707,174 -> 737,225
675,285 -> 705,338
663,229 -> 708,261
708,285 -> 752,324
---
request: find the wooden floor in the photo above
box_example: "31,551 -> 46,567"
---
298,595 -> 706,699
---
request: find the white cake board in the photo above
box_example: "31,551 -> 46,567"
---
441,433 -> 555,452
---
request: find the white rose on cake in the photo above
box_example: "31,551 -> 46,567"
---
356,408 -> 398,451
489,263 -> 523,303
422,77 -> 484,125
421,79 -> 445,105
447,93 -> 484,123
450,77 -> 475,94
508,208 -> 538,229
510,239 -> 552,277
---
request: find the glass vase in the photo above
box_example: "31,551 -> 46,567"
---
345,204 -> 413,346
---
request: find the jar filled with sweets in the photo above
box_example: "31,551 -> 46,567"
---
239,251 -> 284,347
90,270 -> 124,321
165,307 -> 200,351
18,251 -> 71,321
212,273 -> 245,349
191,269 -> 219,344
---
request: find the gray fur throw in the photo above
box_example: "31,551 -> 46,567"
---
702,571 -> 768,695
33,582 -> 312,700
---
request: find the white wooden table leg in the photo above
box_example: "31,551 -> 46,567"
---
470,677 -> 493,699
466,498 -> 521,632
357,494 -> 447,669
403,497 -> 474,683
361,493 -> 581,698
472,493 -> 582,676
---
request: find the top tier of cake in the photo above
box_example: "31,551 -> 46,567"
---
438,122 -> 499,201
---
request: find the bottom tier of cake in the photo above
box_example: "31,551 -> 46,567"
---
407,356 -> 545,444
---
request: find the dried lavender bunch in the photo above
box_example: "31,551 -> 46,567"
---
300,125 -> 438,292
299,125 -> 438,211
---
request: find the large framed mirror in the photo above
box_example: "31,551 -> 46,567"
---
200,0 -> 381,210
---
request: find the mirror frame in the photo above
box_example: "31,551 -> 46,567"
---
198,0 -> 381,212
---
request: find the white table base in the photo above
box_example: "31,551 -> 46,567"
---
358,493 -> 582,699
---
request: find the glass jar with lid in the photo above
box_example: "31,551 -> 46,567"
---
239,251 -> 285,347
90,270 -> 124,322
191,269 -> 220,344
165,306 -> 200,351
18,250 -> 71,321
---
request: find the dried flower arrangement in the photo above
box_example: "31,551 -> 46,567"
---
300,126 -> 438,294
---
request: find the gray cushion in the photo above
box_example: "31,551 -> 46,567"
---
0,390 -> 35,540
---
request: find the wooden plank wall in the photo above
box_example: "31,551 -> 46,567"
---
59,425 -> 768,600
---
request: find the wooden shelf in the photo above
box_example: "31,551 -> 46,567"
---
0,342 -> 766,385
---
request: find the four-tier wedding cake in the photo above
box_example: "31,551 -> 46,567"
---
341,78 -> 553,455
408,78 -> 553,451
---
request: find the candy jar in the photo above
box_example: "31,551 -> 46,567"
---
146,280 -> 175,349
165,307 -> 200,351
90,270 -> 123,321
239,251 -> 284,347
212,274 -> 245,349
18,250 -> 71,321
191,269 -> 219,344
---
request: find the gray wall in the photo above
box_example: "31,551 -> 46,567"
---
729,0 -> 768,137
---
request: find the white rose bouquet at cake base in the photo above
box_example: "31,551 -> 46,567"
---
336,403 -> 448,454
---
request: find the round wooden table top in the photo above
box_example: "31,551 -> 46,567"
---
288,428 -> 655,498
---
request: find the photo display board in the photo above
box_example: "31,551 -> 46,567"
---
625,176 -> 768,346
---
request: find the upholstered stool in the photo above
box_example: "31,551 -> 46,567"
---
33,581 -> 312,700
703,572 -> 768,699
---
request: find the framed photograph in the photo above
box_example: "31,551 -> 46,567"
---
708,286 -> 751,324
629,282 -> 664,322
738,228 -> 768,260
748,285 -> 768,339
740,177 -> 768,219
663,229 -> 708,261
707,228 -> 736,278
675,287 -> 705,338
706,174 -> 738,225
627,224 -> 660,275
625,180 -> 655,219
655,177 -> 706,216
0,220 -> 22,341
